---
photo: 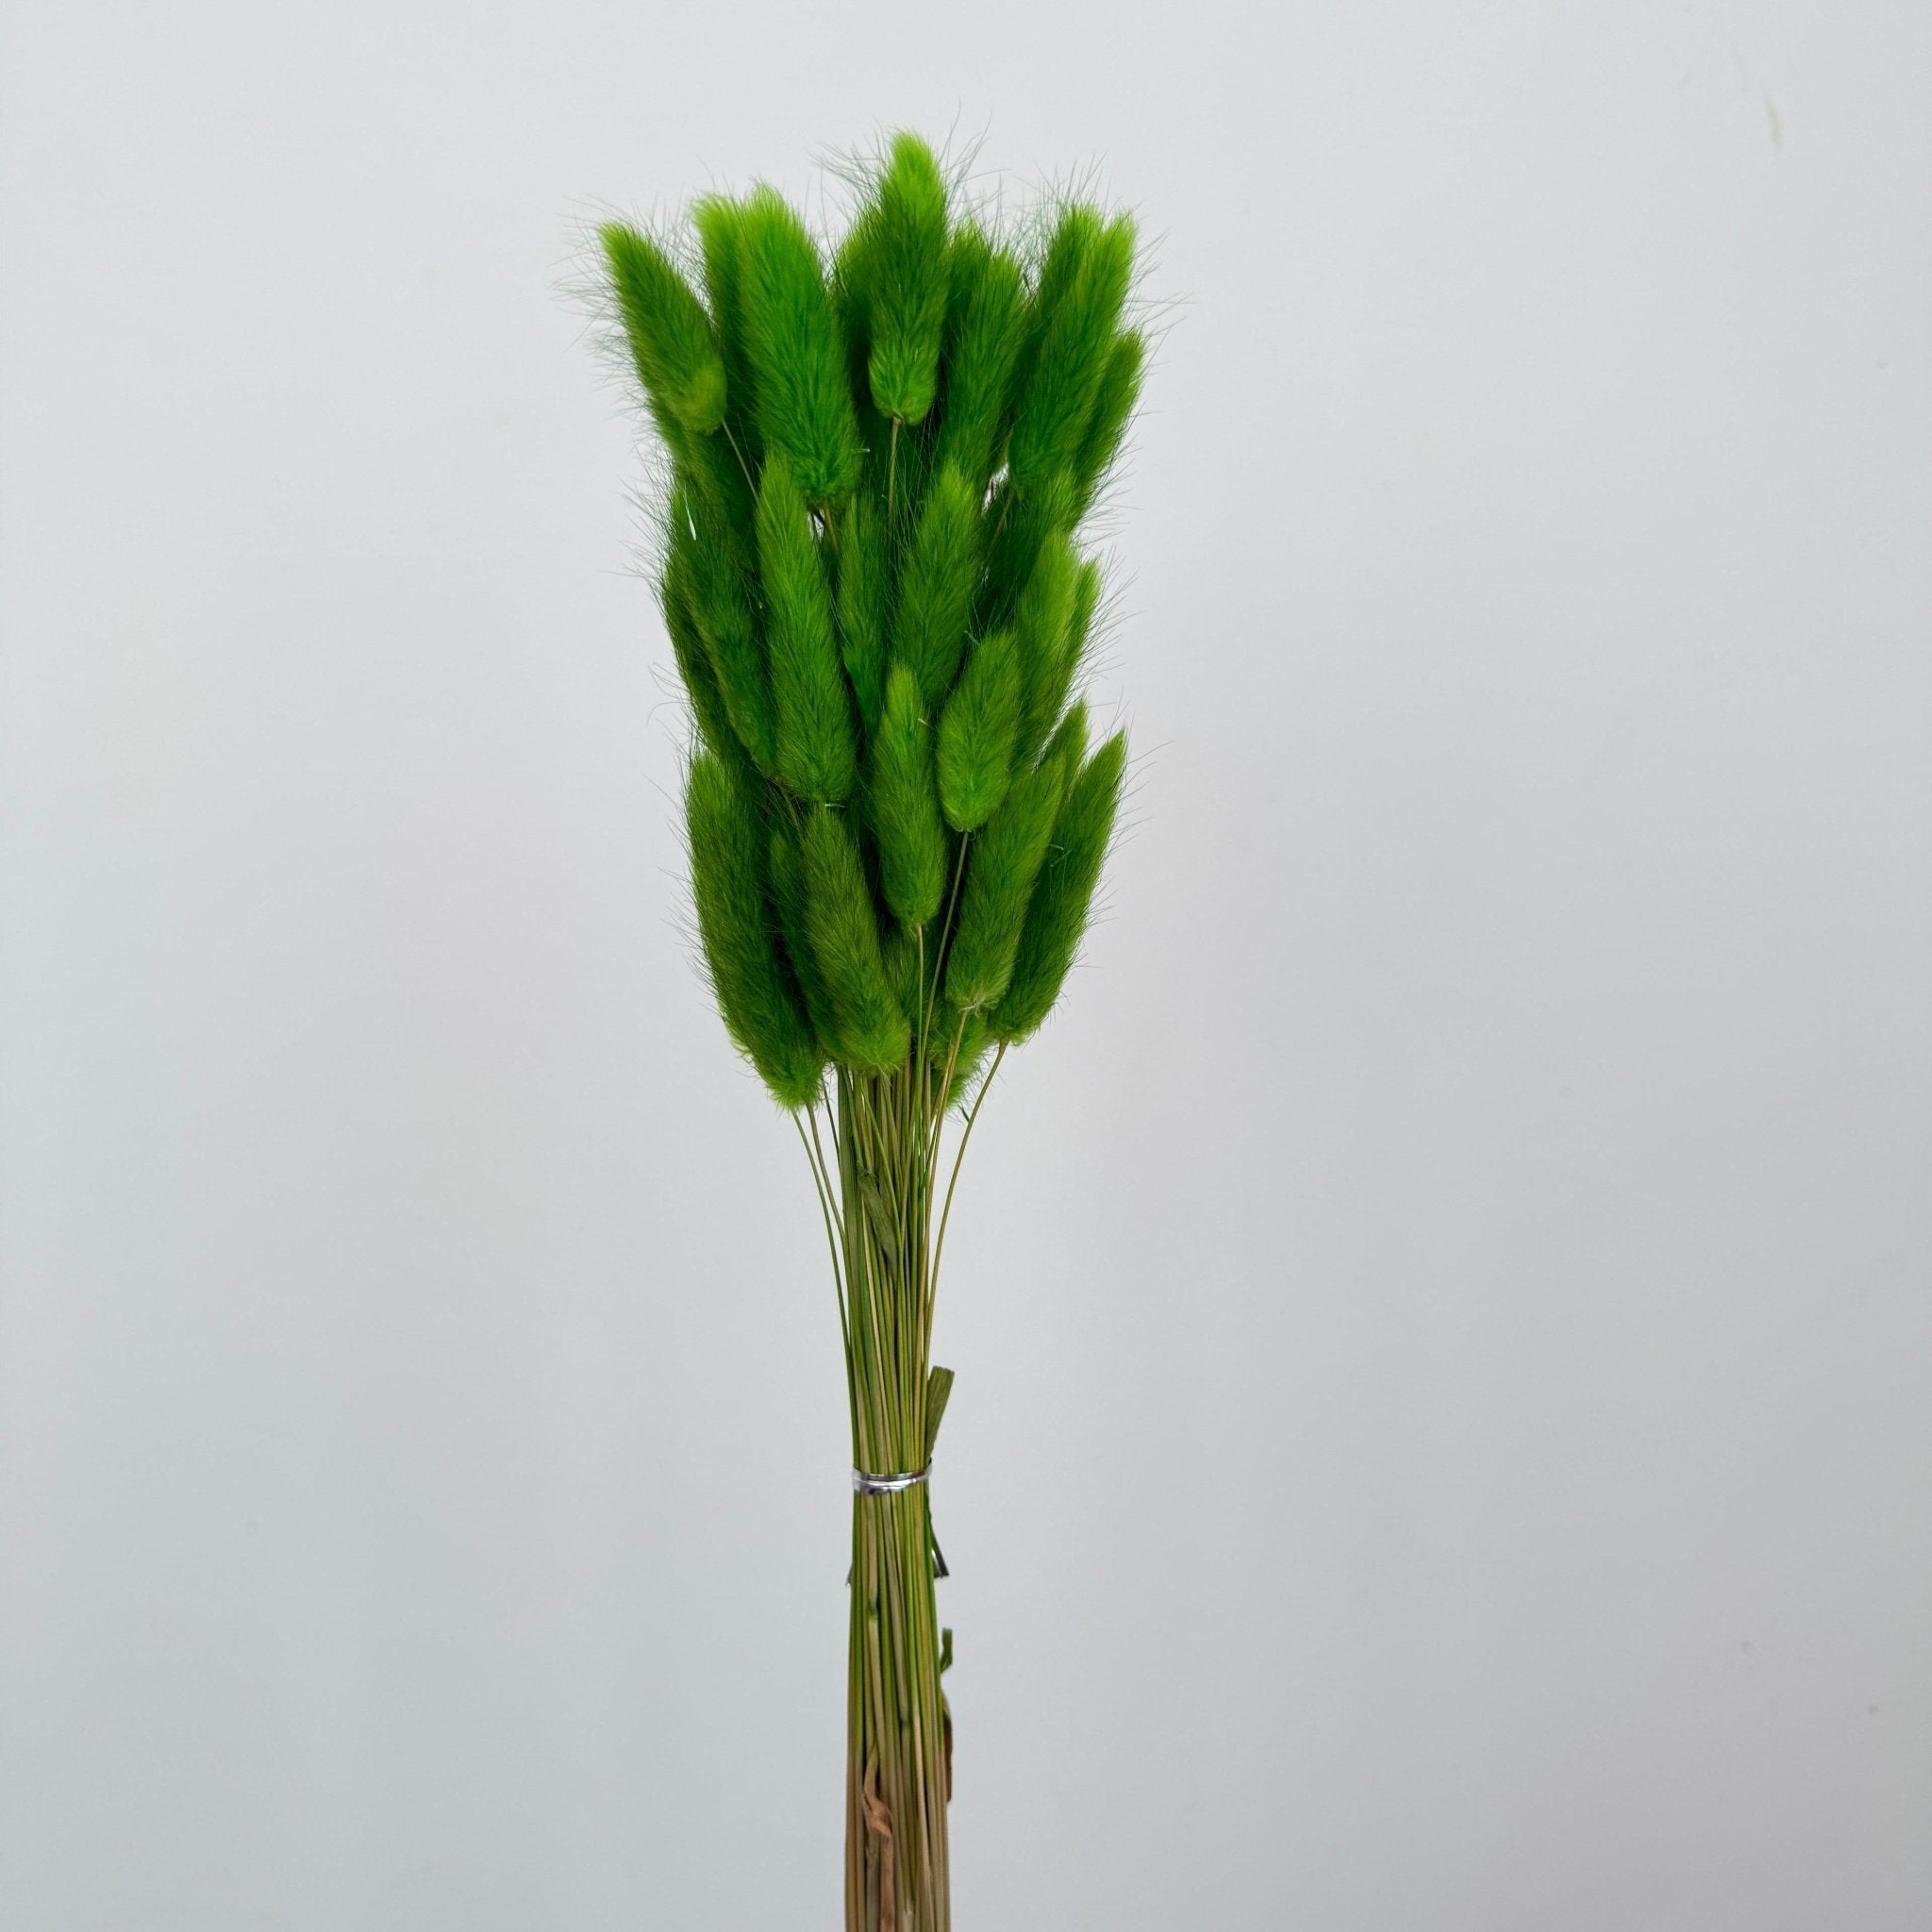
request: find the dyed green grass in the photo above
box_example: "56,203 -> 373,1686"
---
596,133 -> 1145,1932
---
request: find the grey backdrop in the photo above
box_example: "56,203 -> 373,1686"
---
4,3 -> 1928,1927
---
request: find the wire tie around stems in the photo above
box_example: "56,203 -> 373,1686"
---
852,1464 -> 930,1495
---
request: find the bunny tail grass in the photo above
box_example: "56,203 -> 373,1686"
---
594,132 -> 1154,1932
758,452 -> 858,803
863,133 -> 950,425
871,665 -> 949,927
601,223 -> 728,436
990,729 -> 1126,1043
684,755 -> 824,1107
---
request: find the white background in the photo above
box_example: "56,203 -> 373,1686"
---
4,3 -> 1928,1926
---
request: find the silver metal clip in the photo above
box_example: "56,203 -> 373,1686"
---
853,1464 -> 930,1495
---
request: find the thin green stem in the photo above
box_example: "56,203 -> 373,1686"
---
920,836 -> 972,1073
721,418 -> 758,501
805,1100 -> 844,1244
795,1108 -> 845,1305
930,1041 -> 1004,1316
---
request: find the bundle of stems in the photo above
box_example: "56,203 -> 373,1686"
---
597,131 -> 1143,1929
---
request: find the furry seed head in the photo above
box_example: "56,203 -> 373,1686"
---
599,140 -> 1147,1102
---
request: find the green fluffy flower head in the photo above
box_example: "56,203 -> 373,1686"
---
602,134 -> 1141,1108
